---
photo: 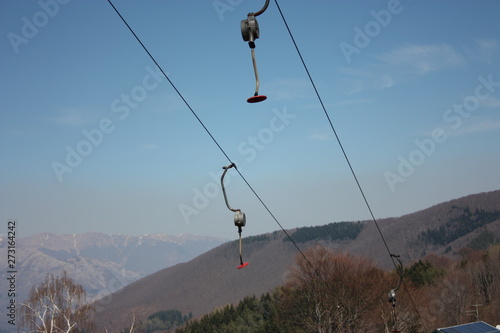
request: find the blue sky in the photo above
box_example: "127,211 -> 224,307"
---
1,0 -> 499,240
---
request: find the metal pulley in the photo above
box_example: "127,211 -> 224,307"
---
221,163 -> 249,269
241,0 -> 270,103
234,210 -> 246,228
241,15 -> 260,47
388,289 -> 397,306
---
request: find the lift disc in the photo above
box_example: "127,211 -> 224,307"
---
247,95 -> 267,103
237,262 -> 249,269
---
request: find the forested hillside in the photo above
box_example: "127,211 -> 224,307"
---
419,207 -> 500,245
172,245 -> 500,333
285,221 -> 364,243
93,190 -> 500,331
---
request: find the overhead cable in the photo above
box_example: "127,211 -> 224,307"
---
273,1 -> 427,331
106,0 -> 318,279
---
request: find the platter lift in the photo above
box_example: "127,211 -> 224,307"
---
388,254 -> 404,333
241,0 -> 270,103
220,163 -> 249,269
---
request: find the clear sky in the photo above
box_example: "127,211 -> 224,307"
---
1,0 -> 499,240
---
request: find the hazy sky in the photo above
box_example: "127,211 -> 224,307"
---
1,0 -> 499,240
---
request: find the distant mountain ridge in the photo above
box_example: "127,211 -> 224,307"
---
91,190 -> 500,332
0,231 -> 227,329
16,232 -> 226,276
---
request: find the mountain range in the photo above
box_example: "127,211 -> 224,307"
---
91,190 -> 500,331
2,190 -> 499,332
0,231 -> 227,330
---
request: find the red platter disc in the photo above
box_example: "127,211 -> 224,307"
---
237,262 -> 249,269
247,95 -> 267,103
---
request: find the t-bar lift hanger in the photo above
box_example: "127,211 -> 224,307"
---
241,0 -> 270,103
388,254 -> 403,306
388,254 -> 404,333
221,163 -> 249,269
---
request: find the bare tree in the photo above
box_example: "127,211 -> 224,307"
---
468,249 -> 500,305
274,246 -> 388,333
20,271 -> 95,333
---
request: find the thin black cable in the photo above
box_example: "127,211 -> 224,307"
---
106,0 -> 231,164
105,0 -> 319,277
273,0 -> 392,261
106,3 -> 413,330
234,167 -> 308,260
273,1 -> 428,331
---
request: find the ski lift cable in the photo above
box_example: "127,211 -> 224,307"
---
104,0 -> 390,304
273,1 -> 427,331
104,3 -> 413,328
273,0 -> 394,267
105,0 -> 318,274
106,0 -> 232,164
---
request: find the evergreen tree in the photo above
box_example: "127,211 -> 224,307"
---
405,260 -> 444,287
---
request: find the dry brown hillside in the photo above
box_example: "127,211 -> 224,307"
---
93,190 -> 500,332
